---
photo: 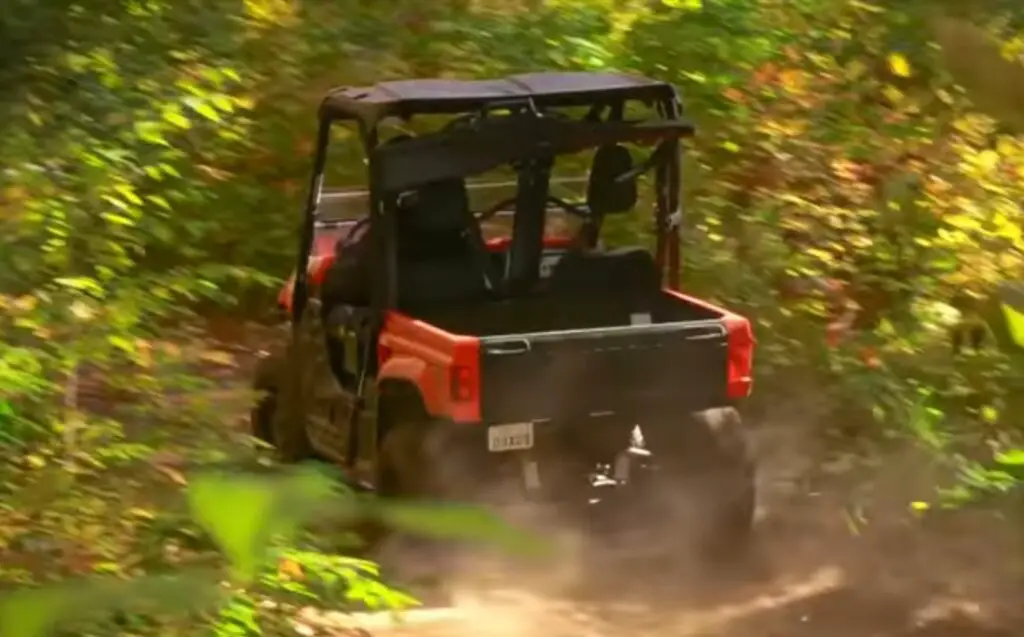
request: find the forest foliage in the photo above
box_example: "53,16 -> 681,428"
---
3,0 -> 1024,634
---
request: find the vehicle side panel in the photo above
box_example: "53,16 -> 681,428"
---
377,311 -> 481,423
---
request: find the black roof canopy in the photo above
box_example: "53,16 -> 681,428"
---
319,72 -> 678,124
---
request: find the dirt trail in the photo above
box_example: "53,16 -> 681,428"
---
301,400 -> 1022,637
219,326 -> 1022,637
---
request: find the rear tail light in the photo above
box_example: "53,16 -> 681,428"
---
450,365 -> 475,402
723,315 -> 755,399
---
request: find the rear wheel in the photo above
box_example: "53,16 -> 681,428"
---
377,387 -> 479,501
640,407 -> 756,556
375,387 -> 476,600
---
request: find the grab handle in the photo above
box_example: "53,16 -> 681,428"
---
486,339 -> 532,356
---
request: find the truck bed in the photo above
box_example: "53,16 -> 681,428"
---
413,290 -> 720,335
410,291 -> 738,424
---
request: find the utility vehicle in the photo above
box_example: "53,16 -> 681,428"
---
253,72 -> 757,549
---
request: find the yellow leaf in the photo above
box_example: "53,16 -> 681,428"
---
945,214 -> 981,231
779,69 -> 806,94
278,558 -> 304,579
888,53 -> 911,78
975,149 -> 1000,171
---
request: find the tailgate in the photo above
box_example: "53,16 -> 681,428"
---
478,320 -> 729,423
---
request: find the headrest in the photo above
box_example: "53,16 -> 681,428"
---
549,247 -> 660,297
400,178 -> 471,233
586,144 -> 637,216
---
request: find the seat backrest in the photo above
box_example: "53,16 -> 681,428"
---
395,178 -> 489,308
587,144 -> 638,217
547,247 -> 661,325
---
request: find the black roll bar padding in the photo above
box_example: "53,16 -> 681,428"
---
610,99 -> 624,122
292,116 -> 333,327
361,123 -> 393,313
653,95 -> 683,290
370,115 -> 693,193
506,156 -> 553,293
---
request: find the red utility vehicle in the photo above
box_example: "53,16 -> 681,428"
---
254,72 -> 756,550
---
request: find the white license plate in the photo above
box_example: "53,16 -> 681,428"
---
487,422 -> 534,452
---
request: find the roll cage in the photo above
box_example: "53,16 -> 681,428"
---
292,71 -> 693,325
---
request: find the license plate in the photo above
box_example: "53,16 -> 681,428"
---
487,422 -> 534,452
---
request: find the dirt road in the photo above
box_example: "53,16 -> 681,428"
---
298,402 -> 1022,637
217,327 -> 1021,637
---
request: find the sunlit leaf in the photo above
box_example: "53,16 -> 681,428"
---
994,449 -> 1024,466
53,277 -> 104,296
1000,293 -> 1024,349
134,121 -> 168,146
68,300 -> 95,321
887,53 -> 911,78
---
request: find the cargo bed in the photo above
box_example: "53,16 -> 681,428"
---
409,291 -> 739,424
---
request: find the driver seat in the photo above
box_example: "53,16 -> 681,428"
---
396,178 -> 491,309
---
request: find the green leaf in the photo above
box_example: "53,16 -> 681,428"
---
134,121 -> 168,146
53,277 -> 104,295
0,587 -> 66,637
162,106 -> 192,130
1000,302 -> 1024,349
211,94 -> 235,113
186,466 -> 339,582
147,194 -> 173,211
187,473 -> 278,581
994,449 -> 1024,466
114,184 -> 143,206
193,101 -> 222,122
102,213 -> 135,226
